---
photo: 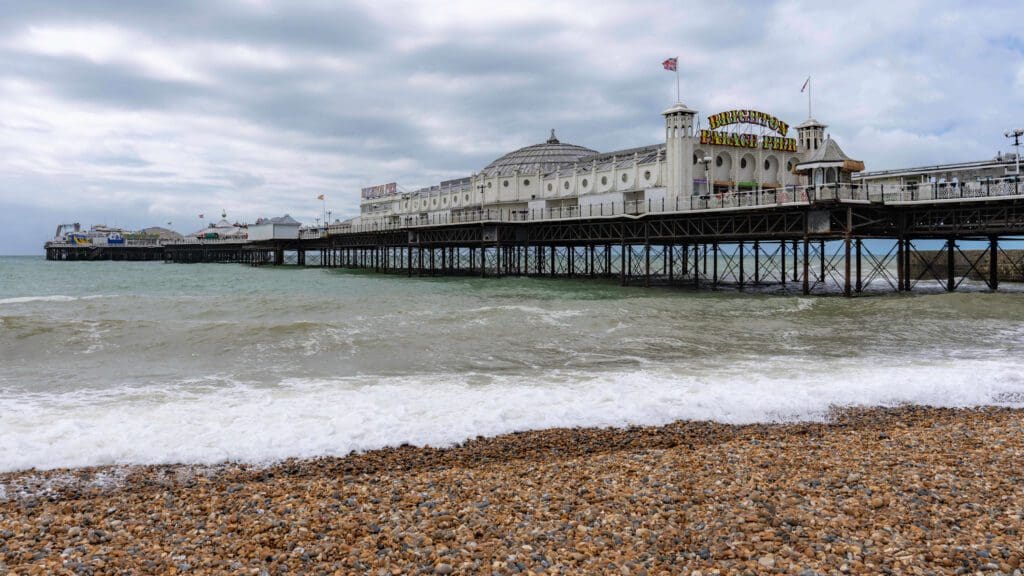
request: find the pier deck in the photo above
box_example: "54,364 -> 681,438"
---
45,183 -> 1024,296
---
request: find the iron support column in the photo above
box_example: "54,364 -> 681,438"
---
753,241 -> 760,285
896,239 -> 905,292
855,239 -> 863,293
780,240 -> 787,287
712,242 -> 719,289
946,237 -> 956,292
802,238 -> 810,295
738,241 -> 745,290
990,236 -> 999,291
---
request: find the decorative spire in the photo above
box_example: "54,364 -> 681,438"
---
547,129 -> 559,144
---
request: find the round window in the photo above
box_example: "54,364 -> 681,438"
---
740,158 -> 747,169
644,170 -> 651,180
432,198 -> 437,206
503,180 -> 509,187
582,178 -> 588,187
601,176 -> 608,185
443,197 -> 448,205
523,179 -> 530,186
621,173 -> 628,183
464,194 -> 470,201
547,183 -> 553,192
764,159 -> 770,171
563,181 -> 569,190
487,182 -> 492,188
715,156 -> 723,167
453,196 -> 459,204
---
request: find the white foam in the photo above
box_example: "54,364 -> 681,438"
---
1,359 -> 1022,473
0,295 -> 78,304
0,294 -> 115,305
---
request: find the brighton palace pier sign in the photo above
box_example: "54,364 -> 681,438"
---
699,109 -> 797,153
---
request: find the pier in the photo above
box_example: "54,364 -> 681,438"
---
46,180 -> 1024,296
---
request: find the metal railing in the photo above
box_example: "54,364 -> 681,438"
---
46,238 -> 165,248
70,177 -> 1019,246
881,176 -> 1022,203
382,177 -> 1022,229
163,238 -> 250,246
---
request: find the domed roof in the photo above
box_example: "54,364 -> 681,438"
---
480,130 -> 597,177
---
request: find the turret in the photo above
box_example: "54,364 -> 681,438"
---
796,118 -> 827,155
662,102 -> 698,202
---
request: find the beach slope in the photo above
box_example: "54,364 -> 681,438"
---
2,406 -> 1023,574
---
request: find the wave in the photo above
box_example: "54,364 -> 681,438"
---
2,359 -> 1022,473
0,294 -> 115,305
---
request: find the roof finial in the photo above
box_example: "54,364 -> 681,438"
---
547,129 -> 559,144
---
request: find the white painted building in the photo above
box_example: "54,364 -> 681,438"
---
248,215 -> 301,241
353,100 -> 862,227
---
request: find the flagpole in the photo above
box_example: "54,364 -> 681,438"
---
675,57 -> 680,102
808,76 -> 812,119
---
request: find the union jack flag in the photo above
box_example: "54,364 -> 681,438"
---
662,57 -> 677,72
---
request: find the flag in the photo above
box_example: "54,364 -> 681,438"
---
662,57 -> 677,72
801,76 -> 810,93
317,194 -> 325,200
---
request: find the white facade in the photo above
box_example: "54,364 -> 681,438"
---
355,100 -> 858,226
248,215 -> 301,241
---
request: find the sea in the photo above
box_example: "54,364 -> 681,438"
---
2,255 -> 1024,473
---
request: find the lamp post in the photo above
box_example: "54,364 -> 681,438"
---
697,156 -> 713,205
1006,129 -> 1023,176
477,183 -> 487,218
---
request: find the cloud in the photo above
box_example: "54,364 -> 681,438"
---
0,0 -> 1022,253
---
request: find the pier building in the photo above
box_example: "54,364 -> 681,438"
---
856,152 -> 1021,192
352,103 -> 859,229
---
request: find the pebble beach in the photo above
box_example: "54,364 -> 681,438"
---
2,406 -> 1023,575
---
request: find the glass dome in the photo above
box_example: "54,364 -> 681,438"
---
480,130 -> 597,177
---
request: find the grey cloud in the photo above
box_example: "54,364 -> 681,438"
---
1,0 -> 1022,254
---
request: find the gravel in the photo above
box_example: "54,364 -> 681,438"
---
1,406 -> 1023,574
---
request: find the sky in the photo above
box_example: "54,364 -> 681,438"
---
1,0 -> 1022,254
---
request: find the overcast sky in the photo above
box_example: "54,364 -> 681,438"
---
1,0 -> 1022,253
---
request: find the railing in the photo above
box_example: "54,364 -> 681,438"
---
46,238 -> 165,248
390,184 -> 873,227
71,178 -> 1019,246
163,238 -> 250,245
881,176 -> 1022,203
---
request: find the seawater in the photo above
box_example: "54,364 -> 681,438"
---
2,255 -> 1023,473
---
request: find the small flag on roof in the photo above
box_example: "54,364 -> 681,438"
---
662,57 -> 677,72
